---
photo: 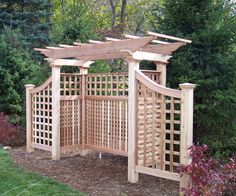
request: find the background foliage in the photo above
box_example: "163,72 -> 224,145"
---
0,0 -> 235,158
151,0 -> 236,157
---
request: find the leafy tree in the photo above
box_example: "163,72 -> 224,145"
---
51,0 -> 98,44
151,0 -> 236,157
86,0 -> 158,36
0,28 -> 47,124
0,0 -> 52,48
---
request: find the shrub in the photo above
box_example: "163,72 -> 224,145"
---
0,113 -> 25,147
179,145 -> 236,196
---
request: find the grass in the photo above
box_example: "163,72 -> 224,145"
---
0,148 -> 84,196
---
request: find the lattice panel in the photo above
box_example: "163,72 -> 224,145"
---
136,81 -> 181,172
142,71 -> 161,84
85,99 -> 128,153
32,82 -> 52,147
60,100 -> 82,147
60,73 -> 82,96
86,73 -> 128,96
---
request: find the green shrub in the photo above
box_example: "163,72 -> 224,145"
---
0,28 -> 48,125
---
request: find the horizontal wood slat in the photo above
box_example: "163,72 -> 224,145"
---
135,70 -> 181,98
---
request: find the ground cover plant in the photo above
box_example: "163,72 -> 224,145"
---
0,148 -> 84,196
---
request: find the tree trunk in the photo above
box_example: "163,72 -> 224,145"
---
120,0 -> 127,33
109,0 -> 116,29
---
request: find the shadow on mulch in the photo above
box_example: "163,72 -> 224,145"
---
8,147 -> 179,196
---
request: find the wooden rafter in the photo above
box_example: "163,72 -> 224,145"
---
105,37 -> 120,41
148,31 -> 192,43
88,40 -> 104,44
125,34 -> 170,45
59,44 -> 74,48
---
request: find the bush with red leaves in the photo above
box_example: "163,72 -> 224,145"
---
179,145 -> 236,196
0,112 -> 25,147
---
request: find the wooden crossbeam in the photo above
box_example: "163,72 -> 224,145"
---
45,58 -> 94,67
36,35 -> 156,59
35,33 -> 190,60
132,51 -> 171,62
36,42 -> 184,61
123,50 -> 171,63
143,42 -> 186,54
77,42 -> 185,60
148,31 -> 192,43
78,52 -> 129,61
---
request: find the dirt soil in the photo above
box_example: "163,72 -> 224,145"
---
8,147 -> 179,196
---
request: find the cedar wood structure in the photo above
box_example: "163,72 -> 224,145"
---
25,31 -> 195,194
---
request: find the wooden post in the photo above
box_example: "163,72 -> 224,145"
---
179,83 -> 195,194
25,84 -> 35,153
80,67 -> 88,156
127,57 -> 140,183
51,65 -> 61,160
155,62 -> 167,86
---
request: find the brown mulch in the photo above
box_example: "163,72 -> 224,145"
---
8,147 -> 179,196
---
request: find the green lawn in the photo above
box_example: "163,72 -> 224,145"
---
0,148 -> 84,196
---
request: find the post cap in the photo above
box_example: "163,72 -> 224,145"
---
25,84 -> 35,88
179,83 -> 196,89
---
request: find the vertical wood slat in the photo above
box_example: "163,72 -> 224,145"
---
51,66 -> 61,160
179,83 -> 195,192
118,102 -> 121,150
143,85 -> 147,167
170,97 -> 174,172
151,90 -> 156,169
160,94 -> 165,170
128,58 -> 140,183
25,84 -> 35,153
81,69 -> 87,150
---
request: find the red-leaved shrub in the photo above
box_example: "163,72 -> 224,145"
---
179,145 -> 236,196
0,112 -> 25,147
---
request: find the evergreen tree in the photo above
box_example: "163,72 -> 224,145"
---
0,0 -> 52,47
151,0 -> 236,157
0,28 -> 46,124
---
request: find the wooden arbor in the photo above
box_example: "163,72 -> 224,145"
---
26,32 -> 195,192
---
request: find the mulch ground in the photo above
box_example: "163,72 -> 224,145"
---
8,147 -> 179,196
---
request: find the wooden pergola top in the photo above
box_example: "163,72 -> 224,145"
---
35,32 -> 191,63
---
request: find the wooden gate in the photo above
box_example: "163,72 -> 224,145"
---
135,70 -> 181,181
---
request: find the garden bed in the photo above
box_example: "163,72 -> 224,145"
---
8,147 -> 179,196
